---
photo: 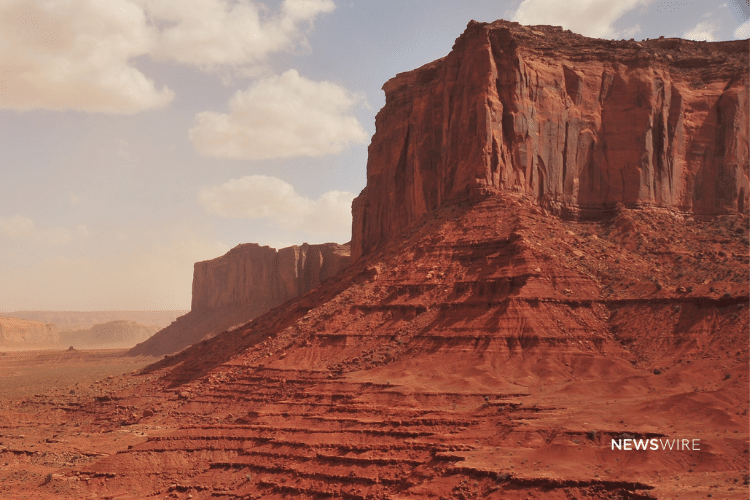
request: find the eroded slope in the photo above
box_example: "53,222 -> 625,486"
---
9,192 -> 746,500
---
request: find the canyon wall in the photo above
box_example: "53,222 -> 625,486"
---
130,242 -> 350,356
190,242 -> 350,312
352,20 -> 749,259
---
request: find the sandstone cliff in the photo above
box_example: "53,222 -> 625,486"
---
352,20 -> 749,259
190,242 -> 350,312
130,242 -> 350,356
0,316 -> 60,346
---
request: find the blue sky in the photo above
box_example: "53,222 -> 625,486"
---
0,0 -> 747,311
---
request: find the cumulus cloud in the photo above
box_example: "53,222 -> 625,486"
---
189,69 -> 367,160
0,215 -> 75,245
734,19 -> 750,38
0,0 -> 335,113
0,0 -> 173,113
75,224 -> 90,237
139,0 -> 335,69
684,22 -> 717,41
513,0 -> 651,39
198,175 -> 354,239
0,215 -> 34,237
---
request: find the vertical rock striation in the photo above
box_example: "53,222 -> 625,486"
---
130,242 -> 350,356
190,243 -> 350,313
352,20 -> 749,259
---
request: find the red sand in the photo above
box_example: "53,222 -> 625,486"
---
1,194 -> 747,499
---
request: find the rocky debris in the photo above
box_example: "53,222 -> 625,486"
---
352,19 -> 749,260
5,192 -> 746,500
129,242 -> 350,357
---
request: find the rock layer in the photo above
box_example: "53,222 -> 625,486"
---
130,242 -> 350,356
352,20 -> 749,259
17,193 -> 748,500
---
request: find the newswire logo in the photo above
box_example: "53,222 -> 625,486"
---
611,437 -> 700,451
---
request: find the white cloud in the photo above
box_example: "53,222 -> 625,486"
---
512,0 -> 652,39
0,0 -> 173,114
735,19 -> 750,38
189,69 -> 367,160
68,192 -> 80,206
199,175 -> 354,240
75,224 -> 90,237
0,215 -> 34,237
140,0 -> 335,69
0,0 -> 335,114
0,215 -> 74,245
620,24 -> 642,39
684,22 -> 717,41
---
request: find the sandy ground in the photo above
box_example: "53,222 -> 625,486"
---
0,196 -> 746,499
0,349 -> 157,399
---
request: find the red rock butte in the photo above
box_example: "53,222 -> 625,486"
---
130,242 -> 350,357
352,20 -> 749,259
2,20 -> 748,500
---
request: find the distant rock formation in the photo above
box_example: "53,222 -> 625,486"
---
0,316 -> 59,345
352,20 -> 749,259
6,311 -> 185,331
129,242 -> 350,356
190,242 -> 351,313
60,320 -> 160,348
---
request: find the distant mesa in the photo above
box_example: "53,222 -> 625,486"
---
59,320 -> 160,348
0,316 -> 59,346
0,311 -> 184,350
129,242 -> 351,357
6,310 -> 184,332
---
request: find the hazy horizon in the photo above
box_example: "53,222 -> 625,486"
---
2,0 -> 748,312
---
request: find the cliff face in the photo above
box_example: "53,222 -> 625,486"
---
190,242 -> 351,312
130,242 -> 350,356
0,316 -> 60,345
352,20 -> 749,259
